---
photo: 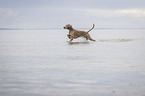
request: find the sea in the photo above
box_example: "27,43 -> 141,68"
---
0,29 -> 145,96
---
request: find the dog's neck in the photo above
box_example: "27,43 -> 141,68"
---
68,27 -> 74,33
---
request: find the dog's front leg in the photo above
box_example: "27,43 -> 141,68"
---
69,38 -> 73,42
67,34 -> 71,39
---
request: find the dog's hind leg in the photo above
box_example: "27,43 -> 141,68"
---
84,34 -> 95,41
89,38 -> 96,41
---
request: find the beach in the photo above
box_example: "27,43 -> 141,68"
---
0,29 -> 145,96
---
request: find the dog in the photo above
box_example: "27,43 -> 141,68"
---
63,24 -> 95,42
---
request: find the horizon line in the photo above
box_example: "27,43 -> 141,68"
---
0,27 -> 145,30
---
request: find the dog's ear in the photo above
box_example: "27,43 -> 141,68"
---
68,24 -> 72,28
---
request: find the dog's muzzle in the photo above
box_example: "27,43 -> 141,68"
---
63,27 -> 66,29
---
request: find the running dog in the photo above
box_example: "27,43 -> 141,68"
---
63,24 -> 95,42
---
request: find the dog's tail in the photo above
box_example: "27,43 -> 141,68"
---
87,24 -> 95,33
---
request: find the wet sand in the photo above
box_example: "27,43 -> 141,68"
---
0,29 -> 145,96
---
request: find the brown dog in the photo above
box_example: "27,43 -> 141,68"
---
63,24 -> 95,42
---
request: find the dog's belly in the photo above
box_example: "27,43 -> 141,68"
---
74,32 -> 86,37
73,36 -> 80,38
70,31 -> 88,39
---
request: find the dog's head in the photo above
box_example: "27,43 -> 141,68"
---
63,24 -> 72,29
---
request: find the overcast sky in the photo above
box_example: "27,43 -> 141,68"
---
0,0 -> 145,28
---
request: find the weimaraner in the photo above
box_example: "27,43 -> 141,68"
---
63,24 -> 95,42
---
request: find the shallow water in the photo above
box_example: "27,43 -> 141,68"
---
0,29 -> 145,96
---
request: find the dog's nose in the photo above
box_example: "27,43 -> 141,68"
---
63,27 -> 66,29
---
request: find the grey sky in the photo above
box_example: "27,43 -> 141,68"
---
0,0 -> 145,28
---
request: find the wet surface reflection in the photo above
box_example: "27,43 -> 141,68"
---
0,30 -> 145,96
